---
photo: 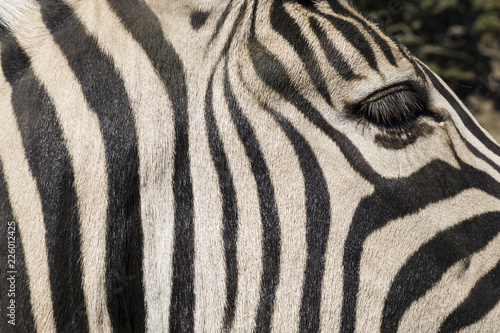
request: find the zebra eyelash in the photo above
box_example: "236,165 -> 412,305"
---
349,85 -> 427,131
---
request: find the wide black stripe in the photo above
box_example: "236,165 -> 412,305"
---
205,73 -> 239,331
341,159 -> 500,333
439,259 -> 500,332
419,63 -> 500,157
39,1 -> 145,332
259,104 -> 331,332
0,160 -> 36,333
224,67 -> 281,333
381,212 -> 500,333
315,12 -> 379,72
270,2 -> 332,105
105,1 -> 194,331
308,16 -> 361,81
326,0 -> 397,67
9,64 -> 89,331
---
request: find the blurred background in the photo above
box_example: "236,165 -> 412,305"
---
356,0 -> 500,141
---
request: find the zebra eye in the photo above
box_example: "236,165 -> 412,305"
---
350,85 -> 426,130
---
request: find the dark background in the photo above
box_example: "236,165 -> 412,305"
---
356,0 -> 500,140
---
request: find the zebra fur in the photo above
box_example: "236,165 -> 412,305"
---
1,0 -> 500,332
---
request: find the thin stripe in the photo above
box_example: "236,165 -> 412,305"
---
308,16 -> 361,81
209,0 -> 235,44
316,12 -> 379,72
204,12 -> 251,328
325,0 -> 397,66
224,67 -> 281,333
262,105 -> 331,332
419,63 -> 500,156
394,43 -> 426,80
0,160 -> 36,332
39,1 -> 145,331
271,2 -> 332,105
169,96 -> 195,332
205,73 -> 239,331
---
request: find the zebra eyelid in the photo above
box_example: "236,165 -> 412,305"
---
345,81 -> 436,130
358,80 -> 427,105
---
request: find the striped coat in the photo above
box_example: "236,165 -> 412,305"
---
1,0 -> 499,332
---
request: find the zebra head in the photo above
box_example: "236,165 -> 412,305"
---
0,0 -> 499,332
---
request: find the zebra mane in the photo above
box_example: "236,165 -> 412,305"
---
0,0 -> 38,31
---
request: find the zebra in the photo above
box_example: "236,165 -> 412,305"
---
1,0 -> 499,331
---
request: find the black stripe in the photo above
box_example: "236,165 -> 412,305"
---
462,135 -> 500,175
308,16 -> 361,81
250,0 -> 258,39
394,43 -> 426,81
104,0 -> 194,331
341,159 -> 500,333
9,64 -> 89,331
325,0 -> 397,67
419,63 -> 500,156
0,26 -> 30,86
244,40 -> 498,332
439,259 -> 500,332
221,1 -> 248,58
205,4 -> 252,329
381,212 -> 500,333
247,39 -> 382,183
39,1 -> 145,332
259,104 -> 331,333
209,0 -> 235,44
315,12 -> 379,72
0,160 -> 36,333
276,3 -> 334,104
224,66 -> 281,333
205,73 -> 239,331
270,2 -> 332,105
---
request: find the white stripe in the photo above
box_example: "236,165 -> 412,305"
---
65,0 -> 177,331
208,63 -> 263,333
9,5 -> 112,332
189,75 -> 226,333
228,60 -> 309,332
233,31 -> 375,332
0,57 -> 56,333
